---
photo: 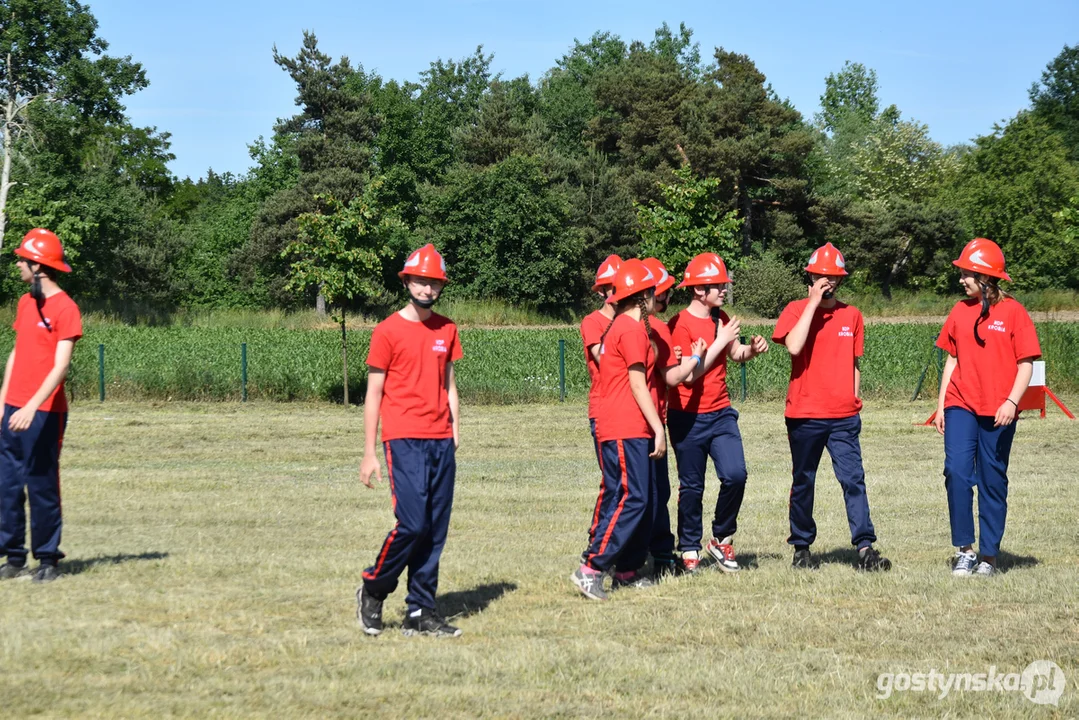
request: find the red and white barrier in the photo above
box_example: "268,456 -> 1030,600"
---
922,360 -> 1073,425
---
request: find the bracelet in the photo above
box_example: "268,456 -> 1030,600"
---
691,354 -> 702,368
1006,398 -> 1018,408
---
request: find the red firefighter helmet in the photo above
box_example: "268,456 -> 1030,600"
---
398,243 -> 449,282
15,228 -> 71,273
952,238 -> 1010,282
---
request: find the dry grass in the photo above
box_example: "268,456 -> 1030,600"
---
0,400 -> 1075,718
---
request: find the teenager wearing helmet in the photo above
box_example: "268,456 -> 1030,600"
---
572,259 -> 667,599
640,258 -> 709,578
0,229 -> 82,583
934,238 -> 1040,577
578,255 -> 621,560
666,252 -> 768,574
357,244 -> 465,636
772,243 -> 891,572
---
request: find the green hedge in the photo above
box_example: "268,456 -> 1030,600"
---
2,322 -> 1075,404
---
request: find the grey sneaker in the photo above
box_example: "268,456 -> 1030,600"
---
356,587 -> 383,636
0,562 -> 29,580
973,561 -> 996,577
792,548 -> 818,570
952,550 -> 978,576
31,564 -> 60,584
571,565 -> 608,601
612,571 -> 656,590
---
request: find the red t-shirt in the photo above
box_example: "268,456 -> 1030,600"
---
580,309 -> 610,420
7,292 -> 82,413
667,309 -> 732,414
936,298 -> 1041,416
595,314 -> 655,442
650,316 -> 674,422
772,299 -> 864,419
366,311 -> 463,442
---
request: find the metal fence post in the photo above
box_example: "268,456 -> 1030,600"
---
558,339 -> 566,402
98,344 -> 105,402
241,343 -> 248,402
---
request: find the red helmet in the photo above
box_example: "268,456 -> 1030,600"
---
607,258 -> 658,304
15,228 -> 71,273
642,257 -> 676,295
805,242 -> 848,277
953,238 -> 1010,282
677,252 -> 730,287
398,243 -> 448,282
591,254 -> 622,292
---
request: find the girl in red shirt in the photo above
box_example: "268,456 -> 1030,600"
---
572,259 -> 665,600
934,238 -> 1040,577
666,252 -> 768,574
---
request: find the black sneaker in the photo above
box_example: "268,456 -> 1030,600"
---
792,548 -> 818,570
0,562 -> 29,580
857,546 -> 892,572
32,564 -> 60,584
612,571 -> 656,590
401,608 -> 462,638
653,558 -> 680,580
356,587 -> 384,636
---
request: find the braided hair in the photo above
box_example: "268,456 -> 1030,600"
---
599,291 -> 657,356
972,274 -> 1011,345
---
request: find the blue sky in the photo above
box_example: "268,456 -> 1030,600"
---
90,1 -> 1079,181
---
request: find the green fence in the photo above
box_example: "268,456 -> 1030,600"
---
5,322 -> 1076,405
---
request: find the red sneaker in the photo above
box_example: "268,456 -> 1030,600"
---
681,553 -> 700,574
707,538 -> 741,573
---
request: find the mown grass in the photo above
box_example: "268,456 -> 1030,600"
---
0,401 -> 1074,718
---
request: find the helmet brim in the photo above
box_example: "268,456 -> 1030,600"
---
952,259 -> 1010,282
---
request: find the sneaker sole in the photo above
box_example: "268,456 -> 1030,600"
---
570,572 -> 608,601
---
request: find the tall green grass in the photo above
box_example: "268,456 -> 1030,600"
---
4,321 -> 1074,405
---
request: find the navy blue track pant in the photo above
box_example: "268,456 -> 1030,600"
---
649,428 -> 676,560
786,414 -> 877,550
362,438 -> 455,613
667,407 -> 747,552
0,406 -> 67,566
943,407 -> 1015,558
585,437 -> 656,573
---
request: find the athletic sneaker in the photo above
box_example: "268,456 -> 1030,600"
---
952,550 -> 978,577
31,564 -> 60,584
973,561 -> 996,577
0,562 -> 29,580
612,571 -> 656,590
571,565 -> 608,601
681,551 -> 700,574
356,587 -> 383,636
401,608 -> 462,638
792,548 -> 818,570
857,546 -> 891,572
706,538 -> 740,573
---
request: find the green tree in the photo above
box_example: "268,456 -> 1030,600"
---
1030,44 -> 1079,160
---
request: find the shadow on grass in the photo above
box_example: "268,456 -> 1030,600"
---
439,582 -> 517,620
63,551 -> 169,576
814,547 -> 861,568
997,551 -> 1039,572
697,551 -> 782,572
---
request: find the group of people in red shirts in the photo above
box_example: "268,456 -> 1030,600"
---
572,238 -> 1040,600
0,228 -> 1041,634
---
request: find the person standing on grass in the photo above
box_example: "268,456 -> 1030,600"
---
0,229 -> 82,584
771,243 -> 891,572
356,244 -> 464,637
934,238 -> 1040,578
572,259 -> 666,600
666,252 -> 768,575
578,254 -> 621,560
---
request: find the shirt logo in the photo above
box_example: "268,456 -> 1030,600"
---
838,325 -> 854,338
988,320 -> 1006,333
432,338 -> 448,353
37,318 -> 53,329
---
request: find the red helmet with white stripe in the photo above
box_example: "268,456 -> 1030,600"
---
641,257 -> 676,295
677,252 -> 730,287
953,238 -> 1010,282
607,258 -> 658,304
15,228 -> 71,272
805,242 -> 848,277
398,243 -> 449,282
592,254 -> 622,292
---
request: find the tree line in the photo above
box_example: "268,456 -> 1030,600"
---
3,3 -> 1078,318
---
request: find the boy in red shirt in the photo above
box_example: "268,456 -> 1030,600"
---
357,244 -> 464,636
772,243 -> 890,571
0,229 -> 82,583
934,238 -> 1040,577
667,252 -> 768,574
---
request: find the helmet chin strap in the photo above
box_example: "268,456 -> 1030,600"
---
410,292 -> 437,310
973,281 -> 990,345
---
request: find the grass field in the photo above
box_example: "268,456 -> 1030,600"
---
0,401 -> 1076,718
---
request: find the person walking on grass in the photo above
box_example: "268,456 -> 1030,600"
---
771,243 -> 891,572
356,244 -> 464,637
579,254 -> 621,560
666,252 -> 768,575
934,238 -> 1040,578
572,259 -> 666,600
0,229 -> 82,584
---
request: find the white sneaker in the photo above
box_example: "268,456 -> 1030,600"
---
952,550 -> 978,576
973,561 -> 996,577
706,537 -> 740,573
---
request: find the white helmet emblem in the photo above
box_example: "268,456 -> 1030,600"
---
808,251 -> 818,265
598,263 -> 616,279
968,249 -> 992,268
698,263 -> 721,278
404,253 -> 420,268
835,256 -> 845,268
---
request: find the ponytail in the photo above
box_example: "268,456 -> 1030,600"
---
973,274 -> 1010,345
